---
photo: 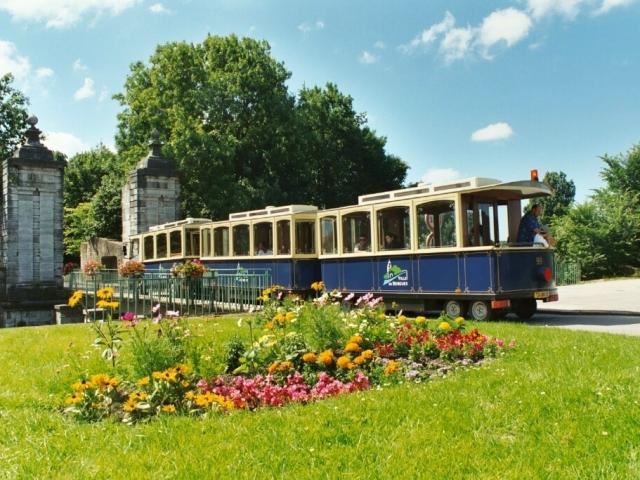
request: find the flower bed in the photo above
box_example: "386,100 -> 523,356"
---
63,285 -> 514,424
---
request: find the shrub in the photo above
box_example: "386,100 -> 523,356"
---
119,260 -> 145,277
82,260 -> 103,275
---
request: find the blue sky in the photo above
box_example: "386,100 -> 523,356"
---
1,0 -> 639,201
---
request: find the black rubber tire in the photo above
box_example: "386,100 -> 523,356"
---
469,300 -> 492,321
444,300 -> 465,319
512,298 -> 537,320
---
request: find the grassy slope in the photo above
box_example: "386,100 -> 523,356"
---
1,318 -> 639,480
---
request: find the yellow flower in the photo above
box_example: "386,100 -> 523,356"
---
278,361 -> 293,372
64,392 -> 84,405
152,371 -> 163,380
68,291 -> 83,307
90,374 -> 115,390
302,352 -> 317,363
455,316 -> 465,324
361,349 -> 374,361
161,404 -> 176,414
184,391 -> 195,401
265,321 -> 274,330
439,321 -> 451,331
96,287 -> 114,300
344,342 -> 362,354
415,316 -> 427,325
137,376 -> 150,386
354,355 -> 366,366
310,281 -> 325,291
161,369 -> 178,383
384,360 -> 398,375
348,335 -> 363,345
285,311 -> 296,322
72,379 -> 92,391
378,313 -> 386,321
273,313 -> 286,324
181,380 -> 190,388
318,349 -> 334,366
175,364 -> 190,375
337,356 -> 354,369
129,391 -> 147,402
123,398 -> 137,412
398,315 -> 407,322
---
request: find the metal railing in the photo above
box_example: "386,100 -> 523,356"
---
555,261 -> 581,286
65,269 -> 272,320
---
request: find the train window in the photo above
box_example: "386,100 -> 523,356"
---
465,200 -> 496,246
201,228 -> 211,257
186,229 -> 200,256
321,216 -> 337,254
295,221 -> 316,254
130,239 -> 140,260
276,220 -> 291,255
214,227 -> 229,256
233,224 -> 250,256
156,233 -> 168,258
417,201 -> 457,248
143,236 -> 154,260
377,206 -> 410,250
170,231 -> 182,257
342,212 -> 371,253
254,222 -> 273,255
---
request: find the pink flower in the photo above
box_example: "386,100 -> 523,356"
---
166,310 -> 180,318
120,311 -> 137,326
153,313 -> 162,324
344,292 -> 355,302
152,303 -> 161,314
508,339 -> 517,349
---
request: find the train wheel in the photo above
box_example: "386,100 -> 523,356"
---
469,300 -> 492,321
444,300 -> 464,319
512,299 -> 537,320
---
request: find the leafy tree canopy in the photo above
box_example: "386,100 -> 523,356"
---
64,144 -> 121,208
600,143 -> 640,194
114,35 -> 407,219
0,73 -> 29,160
529,171 -> 576,223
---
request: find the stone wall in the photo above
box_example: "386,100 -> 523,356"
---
80,237 -> 124,270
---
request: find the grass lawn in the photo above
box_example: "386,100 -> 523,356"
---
1,317 -> 639,479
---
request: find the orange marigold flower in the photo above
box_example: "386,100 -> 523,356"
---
267,362 -> 280,374
384,360 -> 398,375
265,321 -> 274,330
344,342 -> 362,354
278,361 -> 293,371
318,349 -> 334,366
354,355 -> 367,366
337,356 -> 354,369
302,352 -> 317,363
361,349 -> 374,360
161,404 -> 176,413
348,335 -> 363,345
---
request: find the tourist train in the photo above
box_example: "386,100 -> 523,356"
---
127,173 -> 559,321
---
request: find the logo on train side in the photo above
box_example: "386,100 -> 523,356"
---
383,260 -> 409,287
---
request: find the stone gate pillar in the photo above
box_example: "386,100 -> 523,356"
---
122,131 -> 180,256
0,116 -> 66,327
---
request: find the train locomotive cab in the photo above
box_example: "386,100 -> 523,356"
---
318,177 -> 558,321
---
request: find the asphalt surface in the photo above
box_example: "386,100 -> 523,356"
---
534,278 -> 640,336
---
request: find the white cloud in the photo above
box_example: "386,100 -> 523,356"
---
471,122 -> 514,142
374,40 -> 385,49
359,51 -> 379,64
0,0 -> 140,28
594,0 -> 635,14
479,8 -> 532,48
527,0 -> 587,19
421,168 -> 462,185
402,8 -> 532,63
73,58 -> 87,71
35,67 -> 54,78
440,27 -> 474,63
402,11 -> 455,52
0,40 -> 30,80
149,2 -> 170,14
74,77 -> 95,100
297,20 -> 324,33
43,131 -> 87,156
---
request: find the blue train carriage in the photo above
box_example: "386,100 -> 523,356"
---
128,217 -> 212,270
198,205 -> 320,290
318,176 -> 558,320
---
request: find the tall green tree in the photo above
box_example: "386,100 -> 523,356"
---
529,171 -> 576,223
64,144 -> 121,208
114,35 -> 407,219
295,83 -> 407,208
0,73 -> 29,160
600,143 -> 640,194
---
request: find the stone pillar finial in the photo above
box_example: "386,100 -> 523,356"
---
25,115 -> 43,146
149,129 -> 162,157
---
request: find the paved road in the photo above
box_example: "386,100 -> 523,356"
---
532,278 -> 640,336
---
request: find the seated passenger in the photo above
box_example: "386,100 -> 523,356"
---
256,242 -> 272,255
383,233 -> 402,249
354,236 -> 370,252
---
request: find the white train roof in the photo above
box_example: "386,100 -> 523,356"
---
229,204 -> 317,220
